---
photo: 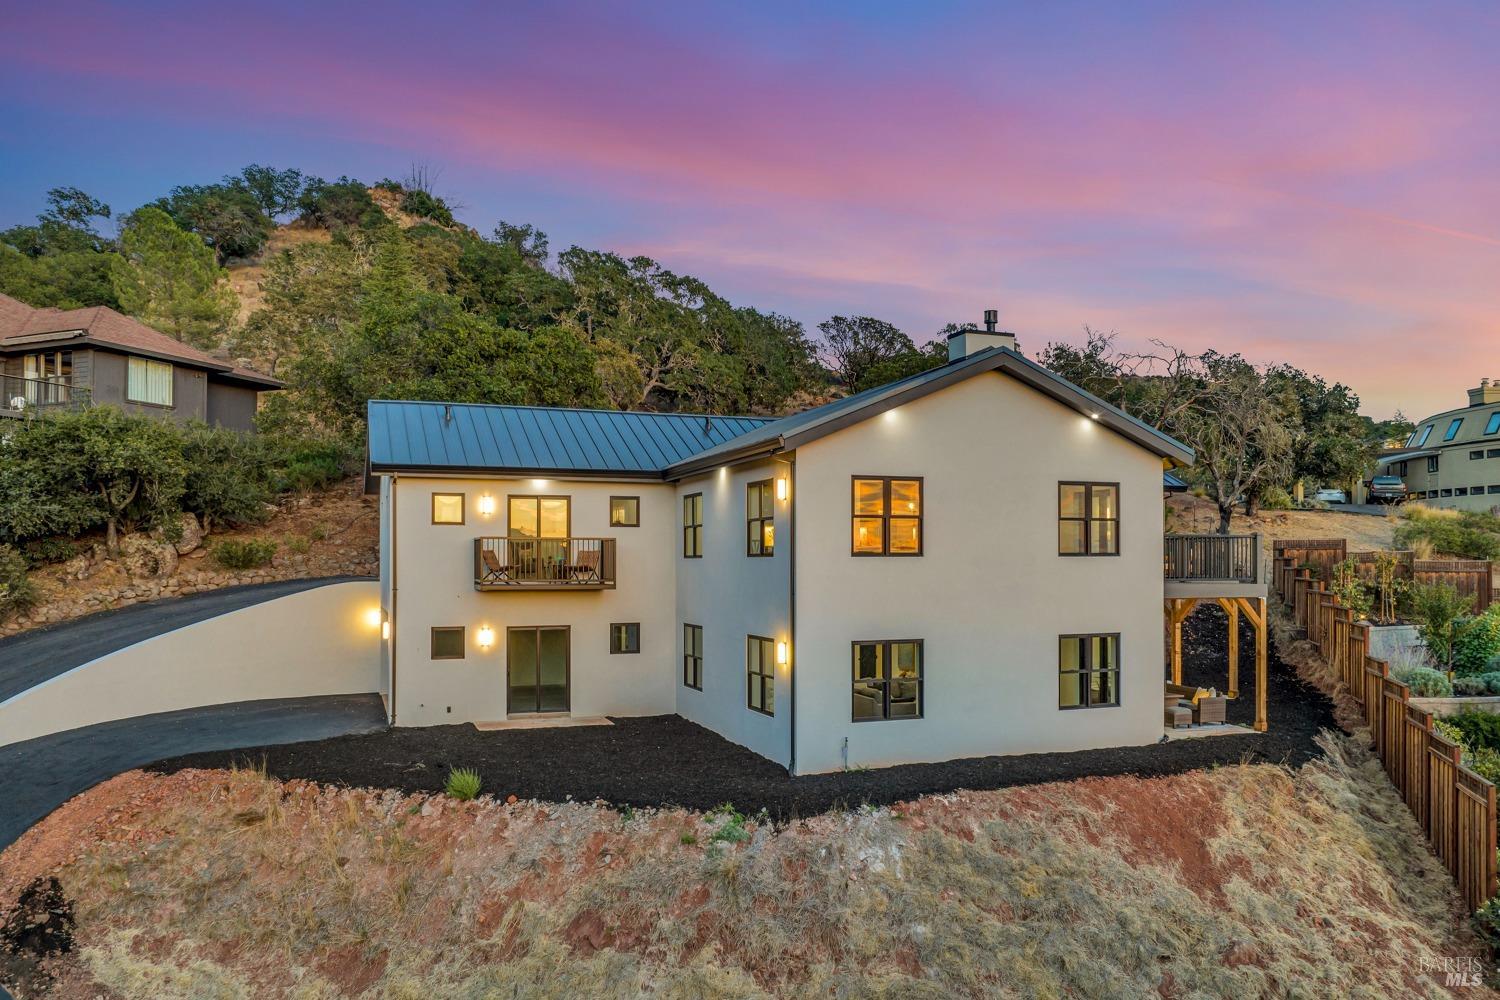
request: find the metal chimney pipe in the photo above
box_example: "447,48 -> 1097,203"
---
983,309 -> 998,333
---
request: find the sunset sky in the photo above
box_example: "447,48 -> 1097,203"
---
3,1 -> 1497,418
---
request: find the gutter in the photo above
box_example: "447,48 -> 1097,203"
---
786,454 -> 797,776
389,474 -> 399,726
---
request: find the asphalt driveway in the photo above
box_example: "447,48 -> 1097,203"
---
0,576 -> 368,702
0,694 -> 387,850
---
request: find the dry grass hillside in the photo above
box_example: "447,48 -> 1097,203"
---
1168,493 -> 1397,552
225,223 -> 332,325
0,734 -> 1489,998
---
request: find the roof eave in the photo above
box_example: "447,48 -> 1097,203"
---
367,462 -> 670,482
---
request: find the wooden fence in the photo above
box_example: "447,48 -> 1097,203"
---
1272,546 -> 1498,912
1278,541 -> 1495,611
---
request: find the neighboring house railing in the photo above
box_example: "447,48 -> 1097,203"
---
0,375 -> 89,415
1164,533 -> 1261,583
473,537 -> 617,590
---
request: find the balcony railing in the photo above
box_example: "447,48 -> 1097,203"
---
0,375 -> 88,415
1164,533 -> 1261,584
474,537 -> 617,590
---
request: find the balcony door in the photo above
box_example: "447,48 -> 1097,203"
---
507,626 -> 570,714
508,496 -> 571,582
22,350 -> 72,405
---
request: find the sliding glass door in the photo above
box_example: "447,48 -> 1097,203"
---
507,626 -> 570,714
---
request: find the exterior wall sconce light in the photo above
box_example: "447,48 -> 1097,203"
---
776,640 -> 789,666
477,493 -> 496,516
477,625 -> 495,649
775,477 -> 789,501
381,620 -> 391,641
364,607 -> 383,629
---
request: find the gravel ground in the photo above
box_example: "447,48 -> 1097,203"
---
150,605 -> 1336,822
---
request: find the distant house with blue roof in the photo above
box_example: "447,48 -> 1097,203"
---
365,318 -> 1254,774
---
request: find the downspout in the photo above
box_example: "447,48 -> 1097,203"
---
787,454 -> 797,776
389,473 -> 399,727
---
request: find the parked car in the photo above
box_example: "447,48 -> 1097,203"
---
1368,475 -> 1408,504
1313,488 -> 1348,504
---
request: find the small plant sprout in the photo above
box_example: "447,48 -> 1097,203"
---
445,767 -> 482,801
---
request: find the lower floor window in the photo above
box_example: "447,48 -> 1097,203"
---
852,640 -> 923,721
431,626 -> 466,660
683,624 -> 703,689
747,635 -> 775,715
610,622 -> 640,654
1059,633 -> 1119,708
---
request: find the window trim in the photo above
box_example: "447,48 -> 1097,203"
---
746,479 -> 775,557
506,494 -> 572,538
430,626 -> 466,660
683,493 -> 704,558
746,634 -> 775,716
1444,418 -> 1465,442
1058,482 -> 1121,557
683,623 -> 703,690
609,496 -> 640,528
850,639 -> 924,723
1058,632 -> 1121,710
431,492 -> 466,525
609,622 -> 640,654
126,355 -> 174,407
850,476 -> 925,557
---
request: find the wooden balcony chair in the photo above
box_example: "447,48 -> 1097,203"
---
564,548 -> 602,584
479,548 -> 518,585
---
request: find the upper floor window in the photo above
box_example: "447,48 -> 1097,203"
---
852,477 -> 922,555
1428,456 -> 1441,474
747,479 -> 775,556
127,356 -> 173,407
1444,418 -> 1465,442
1487,413 -> 1500,436
852,639 -> 923,721
431,493 -> 465,524
683,624 -> 703,689
1059,483 -> 1119,556
609,496 -> 640,527
509,496 -> 570,537
683,493 -> 703,557
1414,424 -> 1435,447
747,635 -> 775,715
1059,633 -> 1119,709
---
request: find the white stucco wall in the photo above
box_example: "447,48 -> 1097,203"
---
388,476 -> 678,726
791,370 -> 1165,773
0,581 -> 383,748
674,458 -> 793,767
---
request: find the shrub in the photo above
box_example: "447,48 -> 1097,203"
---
399,188 -> 455,227
265,436 -> 357,494
1395,507 -> 1500,560
1474,897 -> 1500,955
19,537 -> 87,567
180,423 -> 272,532
296,176 -> 385,230
1411,582 -> 1477,673
1395,666 -> 1453,698
1454,607 -> 1500,676
1446,711 -> 1500,752
0,544 -> 39,622
445,767 -> 482,801
1260,486 -> 1294,510
211,539 -> 277,570
1453,676 -> 1489,697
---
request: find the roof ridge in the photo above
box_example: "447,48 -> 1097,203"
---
366,398 -> 775,423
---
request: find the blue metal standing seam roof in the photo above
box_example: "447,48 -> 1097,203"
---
367,400 -> 772,475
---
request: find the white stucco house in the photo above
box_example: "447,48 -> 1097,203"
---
366,325 -> 1233,775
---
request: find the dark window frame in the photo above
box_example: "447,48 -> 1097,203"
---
1058,632 -> 1120,710
1428,456 -> 1441,474
746,634 -> 775,716
683,623 -> 703,690
431,492 -> 466,525
1058,482 -> 1121,557
746,479 -> 775,557
850,476 -> 924,557
1488,449 -> 1500,460
609,496 -> 640,527
1472,451 -> 1487,461
609,622 -> 640,654
850,639 -> 924,722
683,493 -> 703,558
431,626 -> 466,660
1487,413 -> 1500,436
1444,418 -> 1465,442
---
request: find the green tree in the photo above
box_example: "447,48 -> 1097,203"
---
180,423 -> 272,533
0,187 -> 121,308
1412,582 -> 1479,676
236,237 -> 371,375
111,206 -> 237,347
234,165 -> 306,219
815,315 -> 915,391
151,182 -> 272,262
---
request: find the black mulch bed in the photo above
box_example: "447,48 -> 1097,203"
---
149,604 -> 1340,822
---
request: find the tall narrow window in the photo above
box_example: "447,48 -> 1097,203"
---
852,640 -> 923,721
431,493 -> 465,524
126,356 -> 173,406
747,635 -> 775,715
609,496 -> 640,527
851,477 -> 922,555
1059,634 -> 1119,709
1428,456 -> 1441,474
683,624 -> 703,690
1487,413 -> 1500,436
1444,418 -> 1465,442
683,493 -> 703,557
1414,424 -> 1434,446
1059,483 -> 1119,555
747,479 -> 774,556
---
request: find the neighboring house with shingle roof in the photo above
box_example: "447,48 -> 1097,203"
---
0,291 -> 280,430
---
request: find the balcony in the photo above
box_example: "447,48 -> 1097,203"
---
0,376 -> 89,418
474,537 -> 617,591
1164,533 -> 1266,599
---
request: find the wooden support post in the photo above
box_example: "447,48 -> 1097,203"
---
1232,597 -> 1268,733
1217,597 -> 1240,698
1167,599 -> 1199,686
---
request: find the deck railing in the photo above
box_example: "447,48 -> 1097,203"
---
0,375 -> 88,414
1164,533 -> 1261,583
473,536 -> 617,589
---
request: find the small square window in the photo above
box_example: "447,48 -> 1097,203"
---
610,497 -> 640,527
431,627 -> 466,659
1472,451 -> 1486,461
432,493 -> 465,524
1489,449 -> 1500,460
1489,485 -> 1500,495
610,622 -> 640,654
1455,487 -> 1469,496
